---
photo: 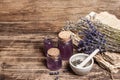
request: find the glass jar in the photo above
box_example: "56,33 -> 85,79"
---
58,31 -> 73,60
47,48 -> 62,71
43,36 -> 53,56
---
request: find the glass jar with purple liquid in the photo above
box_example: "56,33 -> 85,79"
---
58,31 -> 73,60
47,48 -> 62,71
43,36 -> 53,56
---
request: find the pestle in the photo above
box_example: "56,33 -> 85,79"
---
76,49 -> 99,68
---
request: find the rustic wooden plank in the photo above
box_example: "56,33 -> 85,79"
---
0,57 -> 46,70
0,57 -> 45,63
0,57 -> 70,69
0,0 -> 120,21
0,64 -> 114,80
0,34 -> 57,58
0,33 -> 57,41
0,66 -> 119,80
0,56 -> 120,80
0,41 -> 43,57
0,0 -> 120,33
0,22 -> 62,32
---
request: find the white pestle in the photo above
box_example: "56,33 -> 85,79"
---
76,49 -> 100,68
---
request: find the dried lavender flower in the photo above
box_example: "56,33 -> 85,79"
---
78,19 -> 106,54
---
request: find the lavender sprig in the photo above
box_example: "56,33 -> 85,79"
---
78,20 -> 106,54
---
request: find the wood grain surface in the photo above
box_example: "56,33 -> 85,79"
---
0,0 -> 120,80
0,0 -> 120,32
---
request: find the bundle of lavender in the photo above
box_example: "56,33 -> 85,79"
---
63,12 -> 120,73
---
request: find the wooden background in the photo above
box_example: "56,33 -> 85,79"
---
0,0 -> 120,80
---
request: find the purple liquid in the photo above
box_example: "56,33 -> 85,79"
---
47,55 -> 62,70
44,38 -> 53,56
58,39 -> 73,60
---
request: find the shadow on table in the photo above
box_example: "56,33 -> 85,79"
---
0,74 -> 15,80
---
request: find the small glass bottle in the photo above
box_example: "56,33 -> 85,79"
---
47,48 -> 62,71
58,31 -> 73,60
43,36 -> 53,56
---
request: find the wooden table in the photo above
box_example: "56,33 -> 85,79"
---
0,31 -> 119,80
0,0 -> 120,80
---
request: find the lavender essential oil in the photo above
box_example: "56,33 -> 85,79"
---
44,36 -> 53,56
47,48 -> 62,71
58,31 -> 73,60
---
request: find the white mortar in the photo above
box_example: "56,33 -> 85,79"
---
69,53 -> 94,75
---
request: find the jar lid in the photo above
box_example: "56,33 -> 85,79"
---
58,31 -> 72,42
47,48 -> 60,57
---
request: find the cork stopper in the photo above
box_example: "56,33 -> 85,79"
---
47,48 -> 60,57
58,31 -> 72,42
